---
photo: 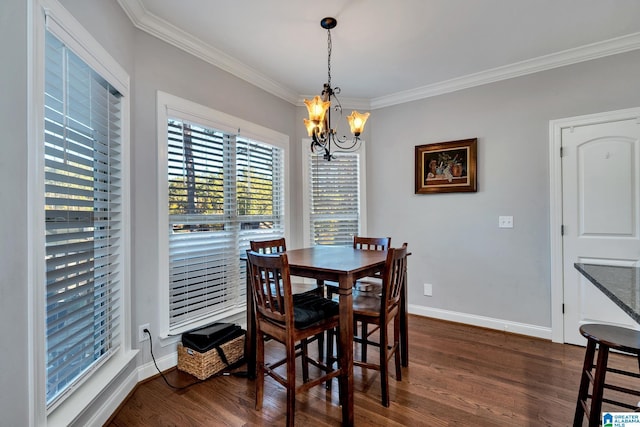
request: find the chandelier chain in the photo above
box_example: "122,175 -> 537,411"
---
327,28 -> 332,88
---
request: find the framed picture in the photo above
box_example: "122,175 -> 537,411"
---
415,138 -> 477,194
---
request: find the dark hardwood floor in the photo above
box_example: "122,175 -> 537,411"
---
106,315 -> 639,426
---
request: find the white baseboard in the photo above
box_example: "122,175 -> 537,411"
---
138,349 -> 179,382
408,304 -> 552,340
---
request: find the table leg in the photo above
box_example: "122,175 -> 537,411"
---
338,274 -> 354,426
245,260 -> 256,379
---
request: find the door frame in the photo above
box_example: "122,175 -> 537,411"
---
549,107 -> 640,343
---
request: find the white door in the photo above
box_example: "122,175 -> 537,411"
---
562,117 -> 640,345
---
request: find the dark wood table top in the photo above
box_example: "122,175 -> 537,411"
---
574,263 -> 640,323
284,246 -> 387,276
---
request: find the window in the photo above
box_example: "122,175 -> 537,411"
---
43,25 -> 125,409
158,92 -> 289,335
302,147 -> 367,246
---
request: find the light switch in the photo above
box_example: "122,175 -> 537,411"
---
423,283 -> 432,296
499,216 -> 513,228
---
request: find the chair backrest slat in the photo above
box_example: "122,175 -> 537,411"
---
353,236 -> 391,251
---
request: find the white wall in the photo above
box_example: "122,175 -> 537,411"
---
368,50 -> 640,331
0,0 -> 30,425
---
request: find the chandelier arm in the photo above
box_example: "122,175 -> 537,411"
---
311,135 -> 325,154
333,136 -> 361,152
331,90 -> 342,113
334,134 -> 348,144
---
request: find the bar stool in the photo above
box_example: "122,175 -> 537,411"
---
573,323 -> 640,427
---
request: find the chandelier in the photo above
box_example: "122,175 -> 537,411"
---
303,17 -> 370,161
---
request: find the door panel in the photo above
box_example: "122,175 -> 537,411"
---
580,138 -> 634,235
562,118 -> 640,345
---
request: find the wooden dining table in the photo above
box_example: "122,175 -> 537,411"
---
244,245 -> 409,427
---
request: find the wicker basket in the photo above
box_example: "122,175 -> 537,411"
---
177,333 -> 245,380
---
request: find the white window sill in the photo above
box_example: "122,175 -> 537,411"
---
47,348 -> 138,427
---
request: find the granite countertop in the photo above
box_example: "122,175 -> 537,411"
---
574,263 -> 640,324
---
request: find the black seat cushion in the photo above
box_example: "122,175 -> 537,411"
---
292,293 -> 339,329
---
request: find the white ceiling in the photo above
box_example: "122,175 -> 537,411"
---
118,0 -> 640,108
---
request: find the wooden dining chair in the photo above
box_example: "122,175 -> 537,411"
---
326,236 -> 391,362
329,243 -> 407,406
246,250 -> 343,427
250,238 -> 325,359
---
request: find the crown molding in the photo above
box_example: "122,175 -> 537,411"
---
118,0 -> 640,110
116,0 -> 299,105
370,31 -> 640,109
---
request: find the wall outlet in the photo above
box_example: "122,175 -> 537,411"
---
138,323 -> 150,342
423,283 -> 433,296
498,215 -> 514,228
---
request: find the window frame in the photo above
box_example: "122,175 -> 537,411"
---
157,91 -> 290,338
30,0 -> 134,425
301,139 -> 368,247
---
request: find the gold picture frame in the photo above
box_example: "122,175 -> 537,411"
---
415,138 -> 477,194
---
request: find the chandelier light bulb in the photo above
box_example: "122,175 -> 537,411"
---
303,118 -> 317,137
347,111 -> 370,136
304,96 -> 330,123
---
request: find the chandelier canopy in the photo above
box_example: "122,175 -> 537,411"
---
303,17 -> 370,161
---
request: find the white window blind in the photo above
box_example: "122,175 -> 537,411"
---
167,119 -> 284,331
308,153 -> 361,245
44,30 -> 123,407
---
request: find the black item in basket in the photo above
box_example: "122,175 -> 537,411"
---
182,323 -> 242,353
178,323 -> 246,379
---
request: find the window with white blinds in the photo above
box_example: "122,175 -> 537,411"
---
44,30 -> 123,407
166,118 -> 284,332
306,152 -> 362,246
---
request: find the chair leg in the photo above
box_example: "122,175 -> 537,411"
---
326,328 -> 334,390
255,331 -> 265,411
286,338 -> 297,427
325,328 -> 334,366
588,345 -> 609,427
573,339 -> 596,426
394,317 -> 402,381
361,321 -> 368,362
301,339 -> 309,383
317,332 -> 325,362
380,322 -> 389,407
